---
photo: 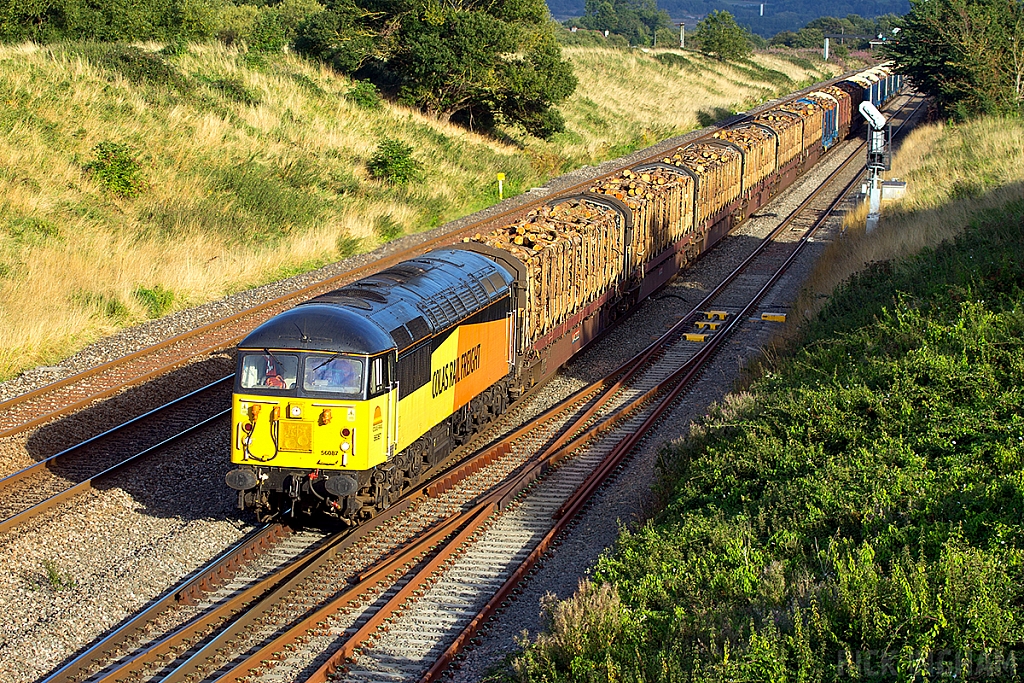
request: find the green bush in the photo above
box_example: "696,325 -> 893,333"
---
273,0 -> 325,38
249,10 -> 286,52
215,4 -> 286,51
335,232 -> 362,257
209,161 -> 324,242
345,80 -> 382,109
694,10 -> 753,60
9,217 -> 61,245
85,45 -> 186,89
160,35 -> 190,56
84,141 -> 147,198
133,285 -> 175,318
292,5 -> 375,74
366,137 -> 421,185
654,52 -> 695,70
74,290 -> 132,321
373,214 -> 403,242
174,0 -> 221,40
197,74 -> 261,105
215,3 -> 259,46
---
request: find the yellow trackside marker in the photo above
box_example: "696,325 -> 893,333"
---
761,312 -> 787,322
685,333 -> 708,342
707,310 -> 728,320
694,321 -> 721,330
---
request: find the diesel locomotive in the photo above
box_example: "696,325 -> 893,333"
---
226,64 -> 904,522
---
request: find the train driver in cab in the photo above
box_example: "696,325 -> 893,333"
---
240,353 -> 298,390
304,356 -> 362,395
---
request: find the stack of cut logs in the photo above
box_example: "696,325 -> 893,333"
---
466,198 -> 624,341
588,167 -> 693,271
662,143 -> 742,222
780,99 -> 823,145
713,126 -> 777,189
754,109 -> 803,165
818,85 -> 852,123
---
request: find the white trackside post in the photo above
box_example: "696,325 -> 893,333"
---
859,101 -> 889,234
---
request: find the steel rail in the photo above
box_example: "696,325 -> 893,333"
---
87,91 -> 924,683
80,499 -> 414,683
216,501 -> 499,683
0,73 -> 870,442
65,368 -> 621,683
39,523 -> 290,683
0,375 -> 232,493
147,92 -> 927,683
0,408 -> 230,535
40,92 -> 927,683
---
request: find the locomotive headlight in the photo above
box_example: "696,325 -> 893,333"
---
287,403 -> 302,419
341,442 -> 350,452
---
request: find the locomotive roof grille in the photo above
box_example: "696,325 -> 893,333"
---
389,325 -> 414,348
406,316 -> 431,340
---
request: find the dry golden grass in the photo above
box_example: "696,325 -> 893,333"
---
792,115 -> 1024,326
0,41 -> 835,379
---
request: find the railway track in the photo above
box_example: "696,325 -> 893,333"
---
0,378 -> 232,534
0,73 -> 880,446
32,92 -> 926,683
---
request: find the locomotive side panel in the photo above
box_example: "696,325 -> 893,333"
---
395,300 -> 511,452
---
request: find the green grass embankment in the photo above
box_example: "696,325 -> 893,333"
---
503,122 -> 1024,681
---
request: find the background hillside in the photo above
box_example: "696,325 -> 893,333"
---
0,42 -> 841,379
548,0 -> 910,36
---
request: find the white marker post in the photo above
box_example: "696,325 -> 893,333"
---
859,101 -> 889,233
497,172 -> 505,201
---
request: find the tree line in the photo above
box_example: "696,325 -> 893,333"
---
2,0 -> 1020,129
769,13 -> 901,52
0,0 -> 577,139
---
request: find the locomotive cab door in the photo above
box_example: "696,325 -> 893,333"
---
368,353 -> 398,459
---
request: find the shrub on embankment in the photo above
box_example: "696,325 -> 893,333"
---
502,129 -> 1024,680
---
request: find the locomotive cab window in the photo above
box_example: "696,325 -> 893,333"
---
239,352 -> 298,391
302,355 -> 365,397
